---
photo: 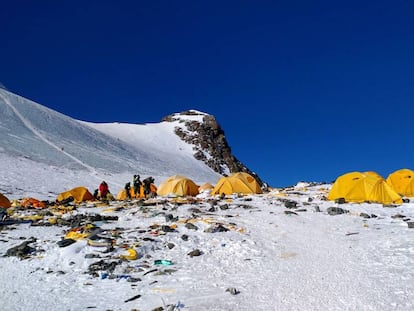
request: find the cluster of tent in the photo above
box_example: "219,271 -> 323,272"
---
3,169 -> 413,208
327,169 -> 414,205
155,172 -> 262,197
0,172 -> 263,208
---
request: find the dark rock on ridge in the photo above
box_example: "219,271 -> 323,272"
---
163,110 -> 265,187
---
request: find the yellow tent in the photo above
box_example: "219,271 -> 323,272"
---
57,186 -> 94,203
211,172 -> 263,195
117,186 -> 143,200
157,175 -> 199,197
117,184 -> 157,200
0,193 -> 11,208
364,171 -> 383,179
327,171 -> 402,204
386,168 -> 414,197
198,182 -> 214,192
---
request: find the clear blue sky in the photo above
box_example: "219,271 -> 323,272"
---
2,0 -> 414,187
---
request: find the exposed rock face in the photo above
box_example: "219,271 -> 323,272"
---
162,110 -> 265,187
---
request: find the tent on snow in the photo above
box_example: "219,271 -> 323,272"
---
21,198 -> 47,209
157,175 -> 199,197
327,171 -> 402,205
57,187 -> 94,203
211,172 -> 263,196
386,168 -> 414,197
198,182 -> 214,193
0,193 -> 11,208
116,184 -> 157,200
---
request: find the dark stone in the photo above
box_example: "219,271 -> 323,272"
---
187,249 -> 203,257
57,238 -> 76,247
205,224 -> 229,233
161,225 -> 173,232
327,207 -> 348,215
284,200 -> 298,209
335,198 -> 346,204
284,210 -> 298,216
185,223 -> 198,230
5,238 -> 36,259
165,214 -> 178,222
208,206 -> 216,212
85,253 -> 100,259
226,287 -> 240,295
88,260 -> 119,273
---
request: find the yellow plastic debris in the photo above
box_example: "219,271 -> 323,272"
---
48,217 -> 58,225
19,215 -> 44,221
65,231 -> 89,240
120,248 -> 138,260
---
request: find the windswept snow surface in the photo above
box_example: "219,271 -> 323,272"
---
1,184 -> 414,310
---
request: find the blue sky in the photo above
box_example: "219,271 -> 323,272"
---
1,0 -> 414,187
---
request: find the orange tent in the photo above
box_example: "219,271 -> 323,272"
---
21,198 -> 47,209
0,193 -> 11,208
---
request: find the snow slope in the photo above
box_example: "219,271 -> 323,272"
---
0,88 -> 220,199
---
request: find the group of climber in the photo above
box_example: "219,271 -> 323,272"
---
124,175 -> 156,199
93,175 -> 156,202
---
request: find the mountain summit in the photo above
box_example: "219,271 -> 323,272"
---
162,110 -> 264,186
0,88 -> 263,199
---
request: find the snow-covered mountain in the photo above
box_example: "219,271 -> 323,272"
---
0,88 -> 259,199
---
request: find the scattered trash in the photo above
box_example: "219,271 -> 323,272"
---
345,232 -> 359,236
120,248 -> 138,260
154,259 -> 173,266
124,294 -> 141,303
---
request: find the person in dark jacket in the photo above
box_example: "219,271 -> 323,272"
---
124,182 -> 131,199
133,175 -> 142,198
93,189 -> 99,200
142,176 -> 155,198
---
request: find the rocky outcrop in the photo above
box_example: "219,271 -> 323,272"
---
162,110 -> 265,187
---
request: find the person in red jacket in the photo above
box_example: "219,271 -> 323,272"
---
99,181 -> 109,200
